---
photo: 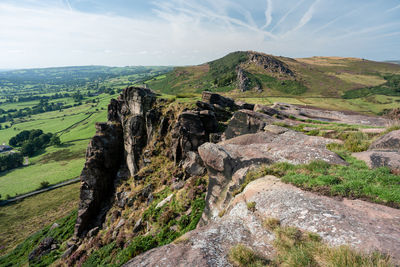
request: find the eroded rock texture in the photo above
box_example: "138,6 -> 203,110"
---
124,176 -> 400,266
199,130 -> 345,224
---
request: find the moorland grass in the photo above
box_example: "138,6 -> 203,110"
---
229,219 -> 393,267
0,182 -> 79,256
235,218 -> 394,267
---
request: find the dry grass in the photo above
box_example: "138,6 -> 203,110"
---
0,182 -> 80,255
258,218 -> 394,267
331,73 -> 386,86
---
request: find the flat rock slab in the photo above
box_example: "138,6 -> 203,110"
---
272,103 -> 392,127
124,176 -> 400,266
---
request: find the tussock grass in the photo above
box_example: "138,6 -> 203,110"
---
271,222 -> 392,267
229,221 -> 392,267
229,244 -> 271,267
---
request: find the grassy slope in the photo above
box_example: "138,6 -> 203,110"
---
0,183 -> 80,256
0,93 -> 112,199
146,52 -> 400,114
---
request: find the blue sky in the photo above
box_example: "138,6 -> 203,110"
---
1,0 -> 399,68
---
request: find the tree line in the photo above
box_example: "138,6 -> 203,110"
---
9,129 -> 61,157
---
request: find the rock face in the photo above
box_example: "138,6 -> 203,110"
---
199,130 -> 345,223
75,122 -> 123,237
236,67 -> 251,92
124,176 -> 400,266
110,87 -> 158,176
248,52 -> 294,77
223,110 -> 277,139
353,130 -> 400,173
171,110 -> 218,163
73,88 -> 400,266
201,91 -> 236,110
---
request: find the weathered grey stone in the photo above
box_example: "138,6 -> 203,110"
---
201,91 -> 236,110
353,151 -> 400,173
199,131 -> 345,224
182,151 -> 205,176
29,237 -> 57,262
369,130 -> 400,151
124,176 -> 400,266
223,110 -> 276,139
75,122 -> 123,237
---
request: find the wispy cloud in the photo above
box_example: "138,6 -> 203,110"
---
262,0 -> 273,29
286,0 -> 320,35
387,3 -> 400,12
270,0 -> 305,32
64,0 -> 72,11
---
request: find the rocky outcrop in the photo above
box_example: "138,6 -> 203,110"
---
75,122 -> 123,237
223,109 -> 277,139
171,110 -> 218,163
199,130 -> 345,224
124,176 -> 400,266
353,151 -> 400,173
236,67 -> 251,92
116,87 -> 158,176
29,237 -> 58,262
353,130 -> 400,173
248,52 -> 294,77
201,91 -> 236,110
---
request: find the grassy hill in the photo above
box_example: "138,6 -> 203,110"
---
146,51 -> 400,114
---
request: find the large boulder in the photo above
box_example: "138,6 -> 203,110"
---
223,110 -> 277,139
369,130 -> 400,151
199,130 -> 345,223
124,176 -> 400,266
201,91 -> 236,110
171,110 -> 218,164
353,130 -> 400,173
353,151 -> 400,173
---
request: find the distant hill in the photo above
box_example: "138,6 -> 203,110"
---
146,51 -> 400,99
0,66 -> 172,87
385,60 -> 400,65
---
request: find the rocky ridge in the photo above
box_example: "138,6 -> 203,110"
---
53,87 -> 400,266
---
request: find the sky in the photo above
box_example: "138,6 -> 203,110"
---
0,0 -> 400,69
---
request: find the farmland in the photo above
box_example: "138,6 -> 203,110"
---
0,66 -> 171,199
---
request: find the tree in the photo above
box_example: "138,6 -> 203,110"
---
50,135 -> 61,146
21,142 -> 35,156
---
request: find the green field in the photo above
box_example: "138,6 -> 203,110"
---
0,95 -> 111,199
0,66 -> 172,199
